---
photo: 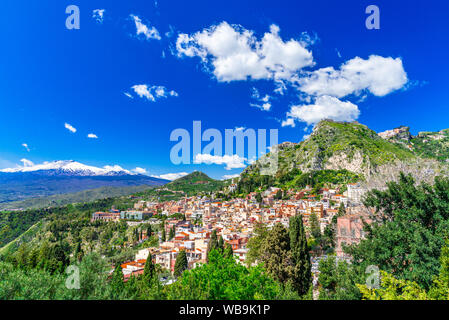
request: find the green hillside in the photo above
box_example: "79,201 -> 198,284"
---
410,129 -> 449,162
237,120 -> 417,194
165,171 -> 227,195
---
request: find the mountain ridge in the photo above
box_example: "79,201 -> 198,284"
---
0,161 -> 169,203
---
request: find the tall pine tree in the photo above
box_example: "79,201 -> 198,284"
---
289,214 -> 312,296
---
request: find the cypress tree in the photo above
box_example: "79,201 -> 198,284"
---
174,250 -> 188,277
161,222 -> 166,242
289,214 -> 312,296
338,202 -> 346,217
143,252 -> 156,282
210,230 -> 218,251
224,243 -> 234,259
218,236 -> 224,252
111,263 -> 124,298
206,229 -> 219,261
169,227 -> 175,240
309,213 -> 321,240
146,224 -> 152,238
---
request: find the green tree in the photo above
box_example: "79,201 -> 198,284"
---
246,223 -> 269,265
224,243 -> 234,259
346,173 -> 449,289
143,252 -> 156,283
110,263 -> 124,298
166,249 -> 281,300
338,202 -> 346,217
174,250 -> 188,277
161,222 -> 166,242
309,213 -> 321,241
146,224 -> 152,238
169,227 -> 175,240
289,215 -> 312,296
218,236 -> 224,252
256,192 -> 263,204
260,223 -> 292,284
207,230 -> 219,260
318,255 -> 362,300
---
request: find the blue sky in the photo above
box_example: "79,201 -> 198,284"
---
0,0 -> 448,180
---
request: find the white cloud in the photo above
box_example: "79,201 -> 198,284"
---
194,154 -> 246,170
92,9 -> 105,23
281,118 -> 296,128
235,126 -> 246,132
222,174 -> 240,180
87,133 -> 98,139
65,123 -> 77,133
22,143 -> 30,152
130,15 -> 161,41
176,22 -> 314,82
130,84 -> 178,102
124,92 -> 134,99
298,55 -> 408,98
284,95 -> 360,126
251,87 -> 272,111
151,172 -> 189,181
133,167 -> 147,175
20,158 -> 34,167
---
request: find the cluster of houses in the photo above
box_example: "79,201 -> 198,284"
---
96,182 -> 371,279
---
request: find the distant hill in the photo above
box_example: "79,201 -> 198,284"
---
165,171 -> 227,195
0,160 -> 169,203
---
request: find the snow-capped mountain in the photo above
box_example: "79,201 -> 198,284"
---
0,160 -> 134,176
0,160 -> 169,204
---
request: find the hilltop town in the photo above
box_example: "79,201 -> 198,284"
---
93,179 -> 368,282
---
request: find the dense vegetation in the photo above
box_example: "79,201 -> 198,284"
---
410,130 -> 449,162
237,168 -> 361,195
164,171 -> 227,195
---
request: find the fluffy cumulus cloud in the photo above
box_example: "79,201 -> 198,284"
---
133,167 -> 147,175
92,9 -> 105,23
87,133 -> 98,139
297,55 -> 408,98
175,22 -> 410,125
283,95 -> 360,127
281,55 -> 408,126
151,172 -> 189,181
130,15 -> 161,40
176,22 -> 314,82
194,154 -> 246,170
64,123 -> 77,133
130,85 -> 178,102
